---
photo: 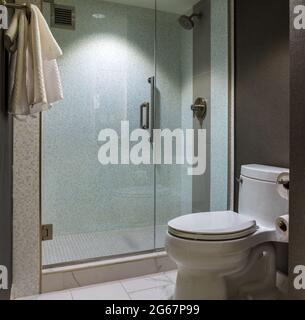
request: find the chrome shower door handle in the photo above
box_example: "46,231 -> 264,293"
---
148,76 -> 155,143
140,102 -> 150,130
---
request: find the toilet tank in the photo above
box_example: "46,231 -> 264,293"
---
238,164 -> 289,229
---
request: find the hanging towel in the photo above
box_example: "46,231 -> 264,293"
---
28,4 -> 63,114
5,5 -> 63,116
5,10 -> 29,115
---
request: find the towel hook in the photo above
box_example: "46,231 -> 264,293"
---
1,0 -> 31,21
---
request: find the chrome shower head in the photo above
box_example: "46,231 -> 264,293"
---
178,13 -> 202,30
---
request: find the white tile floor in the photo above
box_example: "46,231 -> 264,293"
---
18,271 -> 177,301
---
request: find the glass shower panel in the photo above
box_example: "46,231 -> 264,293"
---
42,0 -> 156,266
155,0 -> 230,248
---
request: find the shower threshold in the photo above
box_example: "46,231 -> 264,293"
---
42,225 -> 168,267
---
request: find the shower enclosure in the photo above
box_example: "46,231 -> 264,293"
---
41,0 -> 231,267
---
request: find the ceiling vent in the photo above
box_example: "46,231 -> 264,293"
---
51,4 -> 75,30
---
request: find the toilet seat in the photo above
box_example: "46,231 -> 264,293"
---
168,211 -> 258,241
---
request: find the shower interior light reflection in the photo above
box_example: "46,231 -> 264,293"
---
92,13 -> 106,19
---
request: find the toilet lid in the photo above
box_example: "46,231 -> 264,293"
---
168,211 -> 257,241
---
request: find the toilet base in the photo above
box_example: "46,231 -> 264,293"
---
171,244 -> 277,300
175,269 -> 228,300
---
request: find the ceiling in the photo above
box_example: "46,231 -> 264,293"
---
104,0 -> 199,15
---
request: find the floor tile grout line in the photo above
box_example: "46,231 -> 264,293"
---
71,281 -> 132,301
163,273 -> 177,284
119,280 -> 133,301
120,275 -> 174,294
69,290 -> 74,300
148,272 -> 174,284
127,283 -> 175,297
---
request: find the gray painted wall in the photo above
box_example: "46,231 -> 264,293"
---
235,0 -> 290,204
235,0 -> 290,274
289,0 -> 305,300
0,30 -> 12,300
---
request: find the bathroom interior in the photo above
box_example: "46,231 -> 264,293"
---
1,0 -> 301,301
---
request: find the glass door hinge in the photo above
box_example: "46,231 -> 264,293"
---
41,224 -> 53,241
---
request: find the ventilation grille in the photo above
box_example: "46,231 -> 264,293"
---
51,4 -> 75,30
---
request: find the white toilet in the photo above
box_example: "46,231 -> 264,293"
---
166,164 -> 289,300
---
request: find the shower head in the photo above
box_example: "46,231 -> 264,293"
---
178,13 -> 202,30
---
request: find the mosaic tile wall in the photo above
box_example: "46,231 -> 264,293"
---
210,0 -> 229,211
12,0 -> 42,300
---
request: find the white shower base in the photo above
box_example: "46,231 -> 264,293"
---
42,225 -> 168,266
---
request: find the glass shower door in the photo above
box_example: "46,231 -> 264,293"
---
42,0 -> 156,266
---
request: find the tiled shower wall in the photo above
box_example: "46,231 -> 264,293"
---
210,0 -> 229,211
192,0 -> 230,213
12,0 -> 42,300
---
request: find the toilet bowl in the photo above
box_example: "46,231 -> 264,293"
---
166,165 -> 289,300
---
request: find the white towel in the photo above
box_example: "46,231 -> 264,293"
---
6,10 -> 29,115
5,5 -> 63,116
28,5 -> 63,114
